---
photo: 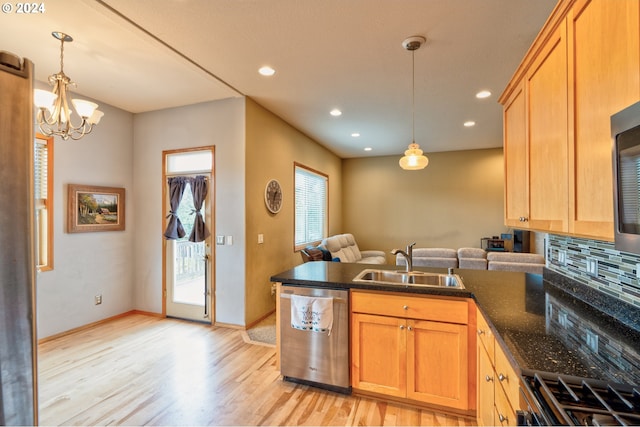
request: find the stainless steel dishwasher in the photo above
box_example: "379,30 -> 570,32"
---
280,285 -> 350,393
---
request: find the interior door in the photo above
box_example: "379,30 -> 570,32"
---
163,148 -> 214,323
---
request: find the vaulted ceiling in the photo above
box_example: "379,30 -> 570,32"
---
1,0 -> 557,157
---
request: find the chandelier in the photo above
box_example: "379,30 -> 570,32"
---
34,32 -> 103,141
399,36 -> 429,170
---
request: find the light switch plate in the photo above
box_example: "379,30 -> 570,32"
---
216,235 -> 225,245
225,235 -> 233,245
258,234 -> 264,244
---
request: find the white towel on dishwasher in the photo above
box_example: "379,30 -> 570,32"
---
290,295 -> 334,334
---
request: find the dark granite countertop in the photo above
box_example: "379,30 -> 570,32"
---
271,261 -> 640,386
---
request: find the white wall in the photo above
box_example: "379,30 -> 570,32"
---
132,98 -> 246,326
36,82 -> 135,338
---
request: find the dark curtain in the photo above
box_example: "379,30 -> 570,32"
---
188,175 -> 210,242
164,176 -> 188,240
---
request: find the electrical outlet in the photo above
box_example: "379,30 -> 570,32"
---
270,283 -> 276,296
558,311 -> 568,328
216,235 -> 225,245
586,257 -> 598,277
95,294 -> 102,305
586,330 -> 599,353
225,235 -> 233,245
558,250 -> 567,266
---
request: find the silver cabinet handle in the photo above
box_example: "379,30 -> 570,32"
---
399,324 -> 405,330
477,329 -> 484,336
403,305 -> 408,310
498,373 -> 507,382
485,375 -> 493,382
407,326 -> 413,331
498,413 -> 507,423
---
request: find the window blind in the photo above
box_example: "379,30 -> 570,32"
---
295,166 -> 327,247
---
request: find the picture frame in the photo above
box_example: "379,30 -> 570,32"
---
67,184 -> 125,233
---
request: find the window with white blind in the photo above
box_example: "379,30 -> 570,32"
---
294,163 -> 328,249
35,134 -> 53,271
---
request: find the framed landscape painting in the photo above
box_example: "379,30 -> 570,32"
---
67,184 -> 125,233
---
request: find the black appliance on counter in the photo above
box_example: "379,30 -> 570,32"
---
518,369 -> 640,426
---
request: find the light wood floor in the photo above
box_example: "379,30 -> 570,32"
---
38,314 -> 476,426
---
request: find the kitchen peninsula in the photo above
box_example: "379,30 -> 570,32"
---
271,261 -> 640,424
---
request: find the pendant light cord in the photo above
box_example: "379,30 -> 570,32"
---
412,48 -> 415,144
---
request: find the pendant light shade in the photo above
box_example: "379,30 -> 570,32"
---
399,36 -> 429,170
399,143 -> 429,170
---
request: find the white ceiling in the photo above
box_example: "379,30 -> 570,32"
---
0,0 -> 557,158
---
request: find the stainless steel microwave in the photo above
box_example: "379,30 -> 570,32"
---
612,100 -> 640,254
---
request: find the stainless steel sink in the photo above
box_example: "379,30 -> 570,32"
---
352,269 -> 464,289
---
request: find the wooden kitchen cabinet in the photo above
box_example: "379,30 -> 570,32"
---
476,308 -> 520,426
351,291 -> 473,411
503,80 -> 529,229
526,19 -> 569,234
568,0 -> 640,239
500,0 -> 640,240
502,19 -> 570,233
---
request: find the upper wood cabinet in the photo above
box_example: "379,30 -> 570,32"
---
504,81 -> 528,228
568,0 -> 640,239
500,0 -> 640,241
527,19 -> 570,234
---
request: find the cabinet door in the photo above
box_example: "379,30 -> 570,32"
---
407,319 -> 469,410
568,0 -> 640,240
477,343 -> 495,426
503,80 -> 529,228
526,19 -> 569,233
351,313 -> 406,397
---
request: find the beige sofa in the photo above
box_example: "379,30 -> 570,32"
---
487,252 -> 545,274
457,247 -> 488,270
395,246 -> 545,274
320,233 -> 386,264
396,248 -> 458,268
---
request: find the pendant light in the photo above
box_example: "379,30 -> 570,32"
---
399,36 -> 429,170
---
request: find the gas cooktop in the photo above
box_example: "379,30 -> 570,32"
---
519,370 -> 640,426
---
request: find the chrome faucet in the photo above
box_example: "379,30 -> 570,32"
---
391,242 -> 416,273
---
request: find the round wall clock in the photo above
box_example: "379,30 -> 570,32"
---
264,179 -> 283,214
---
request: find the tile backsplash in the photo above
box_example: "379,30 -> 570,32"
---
546,234 -> 640,308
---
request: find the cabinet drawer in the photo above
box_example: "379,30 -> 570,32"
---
351,291 -> 468,324
494,381 -> 517,426
494,344 -> 521,411
476,310 -> 495,363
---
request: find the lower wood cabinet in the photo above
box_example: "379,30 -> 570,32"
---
476,308 -> 520,426
351,291 -> 472,411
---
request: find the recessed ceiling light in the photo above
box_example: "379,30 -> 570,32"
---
476,90 -> 491,99
330,109 -> 342,117
258,66 -> 276,76
464,121 -> 476,127
364,147 -> 372,151
351,132 -> 360,137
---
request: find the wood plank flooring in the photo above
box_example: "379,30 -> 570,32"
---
38,314 -> 476,426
